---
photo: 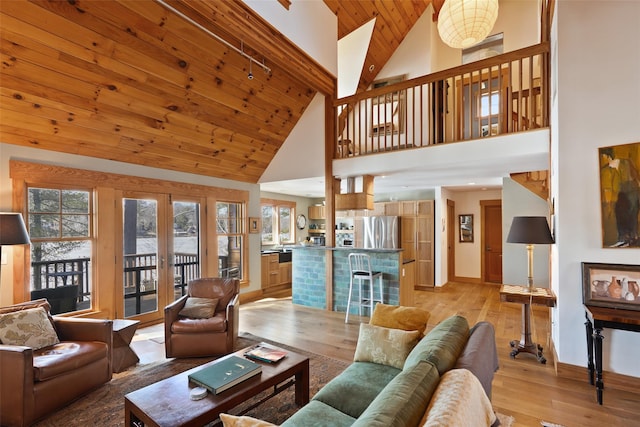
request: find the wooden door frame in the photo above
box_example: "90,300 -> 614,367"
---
447,199 -> 455,283
480,199 -> 502,284
117,191 -> 169,324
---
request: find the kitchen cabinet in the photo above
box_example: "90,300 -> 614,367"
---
308,206 -> 325,219
401,216 -> 416,261
261,253 -> 280,289
416,209 -> 434,288
279,262 -> 292,286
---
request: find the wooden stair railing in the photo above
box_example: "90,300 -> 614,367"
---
510,170 -> 549,201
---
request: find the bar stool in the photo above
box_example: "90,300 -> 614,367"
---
345,253 -> 384,323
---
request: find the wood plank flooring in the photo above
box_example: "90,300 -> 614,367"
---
135,281 -> 640,427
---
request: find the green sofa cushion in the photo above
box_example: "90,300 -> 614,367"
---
281,400 -> 356,427
403,315 -> 470,375
312,361 -> 401,419
351,361 -> 440,427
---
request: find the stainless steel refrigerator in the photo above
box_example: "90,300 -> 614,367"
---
362,216 -> 400,249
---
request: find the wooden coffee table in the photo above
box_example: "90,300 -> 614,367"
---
124,345 -> 310,427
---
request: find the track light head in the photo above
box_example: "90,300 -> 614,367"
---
247,72 -> 254,80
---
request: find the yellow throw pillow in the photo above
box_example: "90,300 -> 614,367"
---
178,297 -> 219,319
370,303 -> 431,336
354,323 -> 421,369
219,414 -> 278,427
0,306 -> 60,350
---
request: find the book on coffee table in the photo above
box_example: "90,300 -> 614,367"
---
188,355 -> 261,394
244,342 -> 288,363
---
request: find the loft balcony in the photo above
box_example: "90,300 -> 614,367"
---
334,43 -> 549,160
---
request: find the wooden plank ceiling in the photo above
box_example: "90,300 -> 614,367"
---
323,0 -> 431,92
1,0 -> 428,184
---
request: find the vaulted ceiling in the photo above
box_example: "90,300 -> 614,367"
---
323,0 -> 431,92
0,0 -> 428,185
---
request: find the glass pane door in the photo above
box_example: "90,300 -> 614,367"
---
123,197 -> 161,318
172,200 -> 201,299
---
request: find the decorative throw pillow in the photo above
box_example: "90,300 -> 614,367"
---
370,303 -> 431,336
0,306 -> 60,350
178,297 -> 219,319
354,323 -> 421,369
219,413 -> 278,427
420,369 -> 497,427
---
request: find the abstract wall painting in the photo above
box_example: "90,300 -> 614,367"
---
599,142 -> 640,248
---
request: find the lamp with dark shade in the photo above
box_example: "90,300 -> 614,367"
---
0,213 -> 31,287
506,216 -> 554,290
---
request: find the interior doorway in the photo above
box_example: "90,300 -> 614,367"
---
447,200 -> 455,282
481,200 -> 503,283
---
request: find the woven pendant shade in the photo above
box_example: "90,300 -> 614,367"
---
437,0 -> 499,49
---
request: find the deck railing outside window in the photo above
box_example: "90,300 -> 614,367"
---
31,253 -> 199,315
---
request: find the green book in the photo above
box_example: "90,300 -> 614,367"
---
188,355 -> 262,394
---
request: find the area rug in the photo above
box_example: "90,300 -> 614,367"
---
497,412 -> 515,426
33,333 -> 350,426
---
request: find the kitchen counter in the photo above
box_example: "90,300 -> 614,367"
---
290,246 -> 411,313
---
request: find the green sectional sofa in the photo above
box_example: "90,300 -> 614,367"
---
281,315 -> 499,427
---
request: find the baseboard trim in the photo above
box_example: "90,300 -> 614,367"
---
556,361 -> 640,394
453,276 -> 482,284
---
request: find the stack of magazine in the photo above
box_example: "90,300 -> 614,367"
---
244,343 -> 288,363
188,355 -> 261,394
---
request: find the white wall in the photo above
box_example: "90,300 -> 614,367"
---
338,19 -> 376,98
243,0 -> 337,75
502,177 -> 551,287
0,144 -> 262,305
553,1 -> 640,376
453,189 -> 503,280
260,93 -> 326,183
376,10 -> 433,80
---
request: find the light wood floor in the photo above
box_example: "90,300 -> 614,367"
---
133,282 -> 640,427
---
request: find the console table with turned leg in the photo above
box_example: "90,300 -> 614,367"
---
500,284 -> 556,364
584,305 -> 640,405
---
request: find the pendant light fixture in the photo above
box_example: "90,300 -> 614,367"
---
437,0 -> 499,49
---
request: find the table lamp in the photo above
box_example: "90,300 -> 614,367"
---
0,212 -> 31,286
506,216 -> 554,290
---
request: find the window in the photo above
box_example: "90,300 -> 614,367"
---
260,199 -> 295,245
261,205 -> 275,245
27,187 -> 92,314
278,206 -> 293,243
217,201 -> 245,279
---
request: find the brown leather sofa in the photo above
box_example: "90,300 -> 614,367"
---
164,277 -> 240,358
0,299 -> 112,427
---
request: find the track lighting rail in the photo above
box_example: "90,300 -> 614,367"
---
155,0 -> 272,75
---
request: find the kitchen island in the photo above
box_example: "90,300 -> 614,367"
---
291,246 -> 414,315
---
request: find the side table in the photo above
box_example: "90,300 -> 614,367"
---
584,305 -> 640,405
112,319 -> 140,373
500,284 -> 556,363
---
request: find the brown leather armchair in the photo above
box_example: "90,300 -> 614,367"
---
164,277 -> 240,358
0,299 -> 112,427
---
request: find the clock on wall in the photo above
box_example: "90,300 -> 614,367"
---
296,214 -> 307,230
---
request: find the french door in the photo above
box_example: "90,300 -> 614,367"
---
118,192 -> 205,323
119,193 -> 168,323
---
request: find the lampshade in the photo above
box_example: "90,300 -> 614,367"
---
506,216 -> 554,245
437,0 -> 499,49
0,213 -> 31,245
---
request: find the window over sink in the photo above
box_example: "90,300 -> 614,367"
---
260,198 -> 296,245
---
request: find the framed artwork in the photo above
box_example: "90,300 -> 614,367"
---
458,214 -> 473,242
582,262 -> 640,310
249,217 -> 260,234
599,141 -> 640,248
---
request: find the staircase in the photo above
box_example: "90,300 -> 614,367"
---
511,170 -> 549,201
